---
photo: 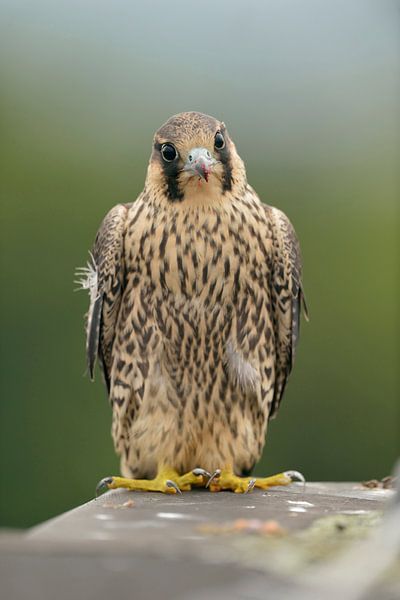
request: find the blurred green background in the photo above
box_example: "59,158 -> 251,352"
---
0,1 -> 398,528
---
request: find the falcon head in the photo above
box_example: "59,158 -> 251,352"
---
146,112 -> 246,202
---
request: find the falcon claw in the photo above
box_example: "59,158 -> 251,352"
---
245,478 -> 256,494
95,476 -> 114,498
166,480 -> 182,494
192,468 -> 212,478
284,470 -> 306,484
206,469 -> 221,488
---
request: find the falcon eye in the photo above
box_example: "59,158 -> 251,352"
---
214,131 -> 225,150
161,143 -> 178,162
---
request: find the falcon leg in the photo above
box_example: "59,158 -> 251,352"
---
96,466 -> 210,496
207,466 -> 305,493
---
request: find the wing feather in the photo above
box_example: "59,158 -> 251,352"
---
266,206 -> 308,418
78,203 -> 131,392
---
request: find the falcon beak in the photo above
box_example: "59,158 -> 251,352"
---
183,147 -> 218,183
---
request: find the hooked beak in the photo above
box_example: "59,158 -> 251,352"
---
182,147 -> 218,182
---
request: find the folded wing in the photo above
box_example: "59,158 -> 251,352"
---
266,206 -> 308,418
77,203 -> 131,392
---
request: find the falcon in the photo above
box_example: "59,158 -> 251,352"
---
77,112 -> 307,494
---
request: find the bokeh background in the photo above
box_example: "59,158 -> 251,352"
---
1,0 -> 398,528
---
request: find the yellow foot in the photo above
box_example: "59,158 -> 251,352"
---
207,468 -> 305,493
96,466 -> 211,496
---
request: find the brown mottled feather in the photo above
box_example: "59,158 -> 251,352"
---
265,205 -> 307,418
87,203 -> 132,389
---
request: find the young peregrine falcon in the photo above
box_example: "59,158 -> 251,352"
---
78,111 -> 307,494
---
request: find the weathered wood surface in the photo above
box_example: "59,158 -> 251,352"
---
1,481 -> 399,600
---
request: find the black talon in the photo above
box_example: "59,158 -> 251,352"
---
95,476 -> 114,498
192,468 -> 212,478
284,470 -> 306,484
245,478 -> 256,494
166,480 -> 182,494
206,469 -> 221,488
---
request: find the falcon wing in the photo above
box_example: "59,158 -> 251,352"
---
77,203 -> 131,392
266,206 -> 308,418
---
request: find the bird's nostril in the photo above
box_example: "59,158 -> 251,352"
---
206,151 -> 211,158
189,154 -> 193,162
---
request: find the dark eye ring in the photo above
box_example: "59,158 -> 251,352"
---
161,143 -> 178,162
214,131 -> 225,150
